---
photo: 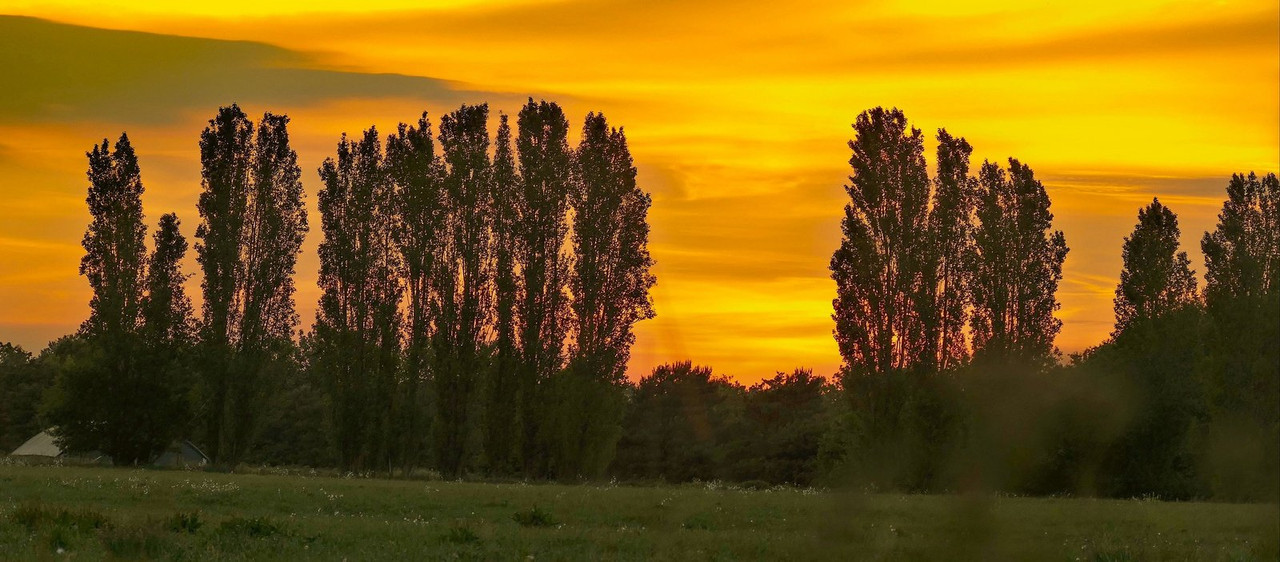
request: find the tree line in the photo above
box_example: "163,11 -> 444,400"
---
1,105 -> 1276,499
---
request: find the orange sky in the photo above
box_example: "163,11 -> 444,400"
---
0,1 -> 1277,383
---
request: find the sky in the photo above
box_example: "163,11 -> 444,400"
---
0,0 -> 1276,383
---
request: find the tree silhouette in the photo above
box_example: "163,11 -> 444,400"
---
969,159 -> 1068,370
926,129 -> 976,370
142,213 -> 195,347
80,133 -> 147,339
1202,172 -> 1279,306
432,104 -> 494,478
1113,198 -> 1198,333
551,112 -> 656,478
514,98 -> 573,475
485,113 -> 523,474
49,134 -> 188,464
830,107 -> 933,375
1198,172 -> 1279,499
314,127 -> 403,472
386,112 -> 444,474
195,106 -> 308,465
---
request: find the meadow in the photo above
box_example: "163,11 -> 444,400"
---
0,463 -> 1275,560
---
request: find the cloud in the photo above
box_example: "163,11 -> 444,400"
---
0,16 -> 493,125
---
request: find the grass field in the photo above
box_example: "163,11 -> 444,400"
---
0,463 -> 1275,560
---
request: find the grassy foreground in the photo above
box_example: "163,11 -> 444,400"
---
0,464 -> 1275,560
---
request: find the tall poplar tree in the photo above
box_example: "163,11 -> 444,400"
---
514,99 -> 573,474
196,106 -> 308,464
830,107 -> 933,376
432,104 -> 494,477
969,159 -> 1068,370
387,112 -> 444,473
926,129 -> 976,370
314,127 -> 403,472
51,134 -> 188,464
554,112 -> 656,478
485,113 -> 523,474
1113,198 -> 1198,333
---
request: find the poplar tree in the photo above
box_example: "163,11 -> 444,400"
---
51,134 -> 188,464
432,104 -> 494,478
141,213 -> 195,347
830,107 -> 933,376
485,113 -> 523,474
51,133 -> 150,462
514,99 -> 573,474
554,112 -> 655,478
314,127 -> 403,472
969,159 -> 1069,370
387,112 -> 444,473
927,129 -> 976,370
196,105 -> 308,464
1113,198 -> 1198,333
195,106 -> 253,463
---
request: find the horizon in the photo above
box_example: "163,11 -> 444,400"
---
1,2 -> 1278,383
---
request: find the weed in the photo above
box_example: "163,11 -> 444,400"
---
513,505 -> 556,527
165,511 -> 203,534
218,516 -> 285,538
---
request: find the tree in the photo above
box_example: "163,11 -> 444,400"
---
612,362 -> 744,482
195,106 -> 308,464
142,213 -> 196,347
314,127 -> 403,472
387,111 -> 445,474
550,112 -> 656,478
830,107 -> 933,376
969,158 -> 1069,370
432,104 -> 494,477
1198,171 -> 1279,501
80,133 -> 147,339
0,343 -> 47,452
1201,172 -> 1279,306
926,129 -> 976,370
1113,198 -> 1198,333
484,113 -> 523,474
730,369 -> 831,485
514,98 -> 573,475
48,134 -> 188,464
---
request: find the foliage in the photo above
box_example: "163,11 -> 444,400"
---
830,107 -> 934,375
969,158 -> 1069,371
195,105 -> 308,465
314,126 -> 402,473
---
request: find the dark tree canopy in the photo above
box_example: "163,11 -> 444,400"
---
80,133 -> 147,339
387,111 -> 444,474
314,126 -> 403,472
514,98 -> 573,474
50,135 -> 191,465
485,112 -> 523,474
969,158 -> 1068,370
1201,172 -> 1280,305
1113,198 -> 1198,333
432,103 -> 494,478
830,107 -> 933,376
142,213 -> 195,347
548,112 -> 657,479
926,129 -> 976,370
195,105 -> 308,465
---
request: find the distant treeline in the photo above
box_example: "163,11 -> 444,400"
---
0,105 -> 1276,501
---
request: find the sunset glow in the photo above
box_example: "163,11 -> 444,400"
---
1,0 -> 1277,383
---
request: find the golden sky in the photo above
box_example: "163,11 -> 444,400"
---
0,0 -> 1276,383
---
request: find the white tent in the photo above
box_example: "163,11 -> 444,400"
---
9,428 -> 208,467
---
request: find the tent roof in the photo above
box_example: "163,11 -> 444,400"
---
10,429 -> 61,457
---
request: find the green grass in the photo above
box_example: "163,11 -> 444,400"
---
0,464 -> 1275,560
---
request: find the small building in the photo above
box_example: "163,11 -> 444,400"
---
8,429 -> 208,467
